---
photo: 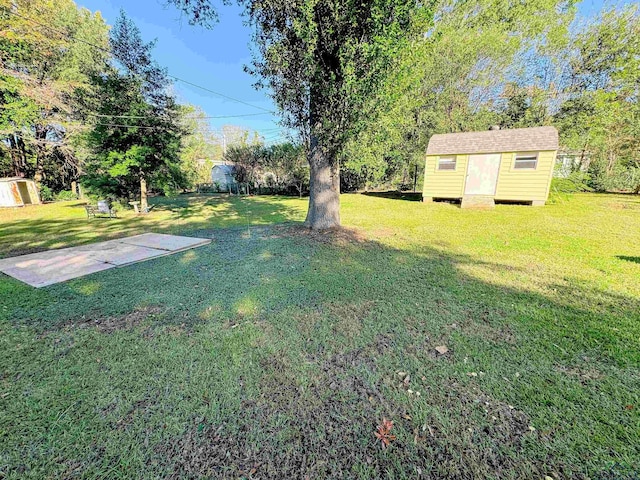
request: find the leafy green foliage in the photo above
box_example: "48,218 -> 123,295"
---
54,189 -> 77,201
37,184 -> 53,201
80,12 -> 186,203
555,6 -> 640,193
0,0 -> 109,186
178,105 -> 223,186
550,172 -> 593,194
223,142 -> 309,196
345,0 -> 574,184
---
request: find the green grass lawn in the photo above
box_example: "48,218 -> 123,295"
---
1,192 -> 639,479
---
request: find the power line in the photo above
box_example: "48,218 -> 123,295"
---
3,7 -> 276,114
0,64 -> 277,122
91,122 -> 289,133
92,123 -> 168,129
168,76 -> 273,113
87,112 -> 273,119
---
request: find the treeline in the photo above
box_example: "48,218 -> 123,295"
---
0,0 -> 109,194
2,0 -> 638,206
0,1 -> 296,208
344,3 -> 639,193
224,143 -> 308,197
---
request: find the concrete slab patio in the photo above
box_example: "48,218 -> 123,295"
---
0,233 -> 211,288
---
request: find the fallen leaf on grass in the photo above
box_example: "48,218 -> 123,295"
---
435,345 -> 448,355
374,418 -> 396,449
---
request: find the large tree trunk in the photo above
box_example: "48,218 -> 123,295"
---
33,126 -> 47,187
140,176 -> 148,213
16,135 -> 28,175
304,133 -> 340,229
9,135 -> 21,177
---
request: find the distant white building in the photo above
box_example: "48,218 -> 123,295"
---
210,164 -> 237,191
555,150 -> 591,178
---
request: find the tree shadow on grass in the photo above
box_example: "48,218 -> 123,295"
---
617,255 -> 640,264
361,190 -> 423,201
0,194 -> 302,258
1,220 -> 639,479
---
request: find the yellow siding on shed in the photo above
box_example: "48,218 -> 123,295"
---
423,154 -> 467,198
423,150 -> 556,202
494,150 -> 556,202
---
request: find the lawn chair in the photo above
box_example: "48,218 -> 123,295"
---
129,201 -> 155,214
84,200 -> 117,219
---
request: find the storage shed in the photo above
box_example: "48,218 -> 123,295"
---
423,126 -> 559,207
210,164 -> 238,191
0,177 -> 41,207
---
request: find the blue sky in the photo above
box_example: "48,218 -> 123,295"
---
78,0 -> 287,143
77,0 -> 612,143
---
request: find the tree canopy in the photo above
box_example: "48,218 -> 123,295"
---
2,0 -> 638,208
79,11 -> 186,209
169,0 -> 428,228
0,0 -> 109,189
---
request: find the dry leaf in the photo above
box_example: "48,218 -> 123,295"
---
374,418 -> 396,449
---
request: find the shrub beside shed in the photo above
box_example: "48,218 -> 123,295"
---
423,126 -> 559,207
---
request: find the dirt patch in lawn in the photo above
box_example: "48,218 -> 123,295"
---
156,345 -> 562,479
328,300 -> 376,339
556,364 -> 605,383
272,224 -> 372,247
417,378 -> 591,479
157,348 -> 404,479
458,308 -> 517,344
44,305 -> 163,336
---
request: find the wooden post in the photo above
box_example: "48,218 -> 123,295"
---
140,176 -> 148,213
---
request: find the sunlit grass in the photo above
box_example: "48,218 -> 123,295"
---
0,192 -> 638,478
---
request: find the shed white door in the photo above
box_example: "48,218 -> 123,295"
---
464,153 -> 501,195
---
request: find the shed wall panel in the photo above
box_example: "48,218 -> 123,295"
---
494,150 -> 556,201
423,154 -> 467,198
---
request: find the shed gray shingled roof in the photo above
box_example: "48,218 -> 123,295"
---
426,126 -> 558,155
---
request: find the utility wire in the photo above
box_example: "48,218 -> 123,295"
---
3,8 -> 276,114
93,123 -> 167,129
87,112 -> 273,119
92,122 -> 287,135
4,8 -> 288,136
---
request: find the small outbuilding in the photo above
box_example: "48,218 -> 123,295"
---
423,126 -> 559,207
210,164 -> 238,192
0,177 -> 41,207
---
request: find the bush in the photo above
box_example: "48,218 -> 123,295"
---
39,185 -> 54,202
588,161 -> 640,193
551,172 -> 593,194
55,190 -> 77,201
